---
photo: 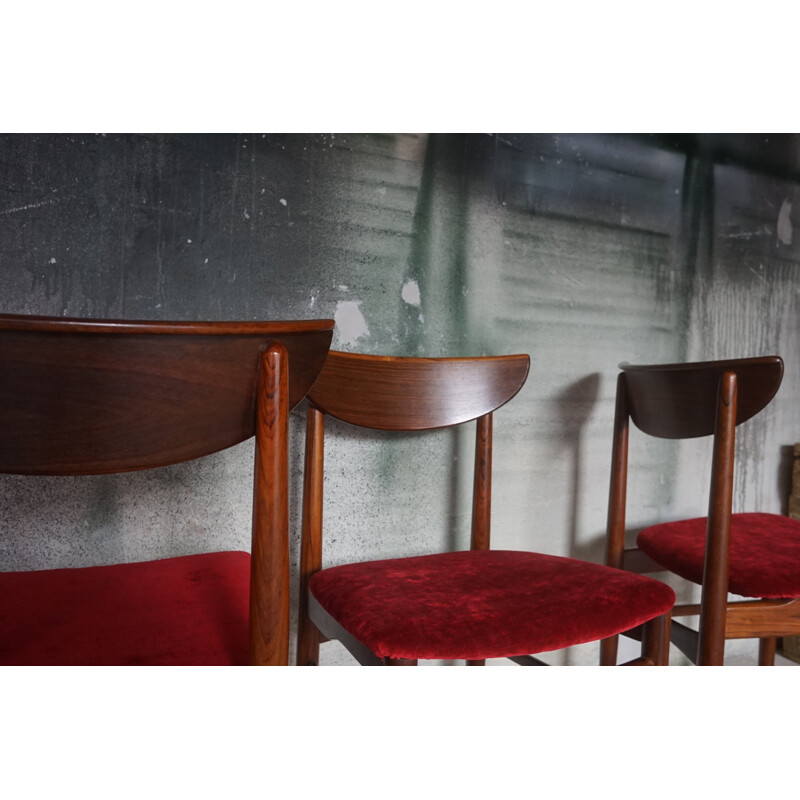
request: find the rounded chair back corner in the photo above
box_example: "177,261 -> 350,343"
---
308,350 -> 531,430
621,355 -> 783,439
0,314 -> 333,474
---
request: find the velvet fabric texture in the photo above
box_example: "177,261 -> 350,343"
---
309,549 -> 676,661
0,551 -> 251,665
638,512 -> 800,599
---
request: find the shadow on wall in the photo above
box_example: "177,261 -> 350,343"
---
779,444 -> 796,516
302,413 -> 470,566
552,374 -> 602,562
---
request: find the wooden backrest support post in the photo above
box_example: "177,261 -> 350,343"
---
470,413 -> 493,551
250,343 -> 290,666
0,313 -> 334,667
697,371 -> 738,666
297,406 -> 326,667
605,373 -> 631,572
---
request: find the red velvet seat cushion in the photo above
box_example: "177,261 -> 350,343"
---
309,549 -> 675,661
637,512 -> 800,599
0,551 -> 251,665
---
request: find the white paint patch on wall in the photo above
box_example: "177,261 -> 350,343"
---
777,198 -> 793,245
0,198 -> 59,216
401,279 -> 421,306
334,300 -> 369,346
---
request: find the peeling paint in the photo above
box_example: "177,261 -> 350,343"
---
334,300 -> 369,346
0,199 -> 59,216
401,279 -> 421,306
777,198 -> 793,245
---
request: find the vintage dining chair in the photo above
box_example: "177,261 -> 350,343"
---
0,313 -> 333,665
601,355 -> 800,666
296,351 -> 676,666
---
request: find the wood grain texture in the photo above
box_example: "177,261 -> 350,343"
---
0,313 -> 334,474
697,371 -> 737,665
675,599 -> 800,642
0,313 -> 334,336
724,599 -> 800,638
297,406 -> 325,666
605,374 -> 631,572
470,413 -> 492,552
0,313 -> 334,667
249,345 -> 290,666
642,614 -> 671,666
621,356 -> 783,439
759,637 -> 777,666
307,350 -> 530,431
465,417 -> 490,666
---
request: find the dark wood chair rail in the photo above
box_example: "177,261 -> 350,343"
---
601,354 -> 797,667
0,313 -> 334,665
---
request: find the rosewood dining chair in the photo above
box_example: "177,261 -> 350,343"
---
601,356 -> 800,666
296,351 -> 676,666
0,313 -> 333,665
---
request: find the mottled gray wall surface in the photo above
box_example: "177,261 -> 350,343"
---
2,133 -> 798,664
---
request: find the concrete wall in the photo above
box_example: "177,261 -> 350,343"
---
1,133 -> 798,664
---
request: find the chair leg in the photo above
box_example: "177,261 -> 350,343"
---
600,635 -> 619,666
297,617 -> 321,666
758,636 -> 777,666
642,614 -> 671,666
384,658 -> 418,666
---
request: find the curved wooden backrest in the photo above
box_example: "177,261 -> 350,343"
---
0,313 -> 334,475
307,350 -> 530,430
621,356 -> 783,439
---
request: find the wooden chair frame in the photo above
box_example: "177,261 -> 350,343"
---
0,313 -> 333,665
600,355 -> 798,666
298,350 -> 672,666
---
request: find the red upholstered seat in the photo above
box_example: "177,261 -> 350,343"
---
310,550 -> 676,661
0,314 -> 335,666
299,352 -> 674,666
638,512 -> 800,600
0,552 -> 251,665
